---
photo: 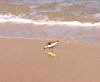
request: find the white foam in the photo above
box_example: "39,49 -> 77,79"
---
0,14 -> 100,27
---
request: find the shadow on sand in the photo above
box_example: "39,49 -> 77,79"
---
44,50 -> 58,58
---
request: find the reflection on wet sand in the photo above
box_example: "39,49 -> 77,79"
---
44,50 -> 58,58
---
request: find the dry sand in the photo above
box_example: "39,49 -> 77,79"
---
0,37 -> 100,82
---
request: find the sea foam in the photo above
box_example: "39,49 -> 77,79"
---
0,14 -> 100,27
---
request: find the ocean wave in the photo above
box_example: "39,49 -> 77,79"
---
0,14 -> 100,27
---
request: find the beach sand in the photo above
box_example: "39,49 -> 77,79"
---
0,37 -> 100,82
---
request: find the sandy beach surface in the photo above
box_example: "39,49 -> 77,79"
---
0,37 -> 100,82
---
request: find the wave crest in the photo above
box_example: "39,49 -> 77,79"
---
0,14 -> 100,27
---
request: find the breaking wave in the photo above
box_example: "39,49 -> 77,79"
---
0,14 -> 100,27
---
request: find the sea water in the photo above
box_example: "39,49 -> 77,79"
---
0,0 -> 100,45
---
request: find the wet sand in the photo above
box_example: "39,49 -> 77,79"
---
0,37 -> 100,82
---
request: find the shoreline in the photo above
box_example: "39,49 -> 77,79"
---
0,36 -> 100,46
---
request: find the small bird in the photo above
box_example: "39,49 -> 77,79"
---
44,40 -> 59,51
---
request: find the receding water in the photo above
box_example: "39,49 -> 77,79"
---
0,0 -> 100,45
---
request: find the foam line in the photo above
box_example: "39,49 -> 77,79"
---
0,14 -> 100,26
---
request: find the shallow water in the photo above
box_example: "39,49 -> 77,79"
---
0,0 -> 100,45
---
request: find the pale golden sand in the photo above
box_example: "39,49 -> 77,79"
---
0,37 -> 100,82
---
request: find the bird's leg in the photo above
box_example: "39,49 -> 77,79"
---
49,47 -> 53,52
44,48 -> 45,51
48,47 -> 51,51
52,47 -> 53,52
